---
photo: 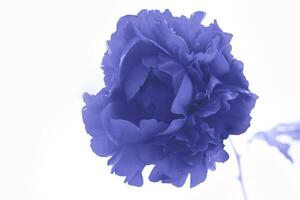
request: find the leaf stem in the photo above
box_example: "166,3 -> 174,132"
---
229,138 -> 248,200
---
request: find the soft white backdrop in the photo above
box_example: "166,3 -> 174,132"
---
0,0 -> 300,199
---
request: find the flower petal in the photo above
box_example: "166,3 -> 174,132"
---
132,10 -> 191,63
123,63 -> 149,100
158,117 -> 186,135
208,51 -> 230,76
112,148 -> 145,186
196,99 -> 221,117
149,165 -> 166,182
171,74 -> 193,114
110,119 -> 140,143
139,119 -> 168,137
137,144 -> 165,164
125,171 -> 143,187
82,90 -> 108,137
211,149 -> 229,163
109,117 -> 168,144
90,135 -> 119,156
190,164 -> 207,188
157,57 -> 185,92
222,93 -> 257,134
118,39 -> 158,86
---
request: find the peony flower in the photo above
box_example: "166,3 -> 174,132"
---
82,9 -> 257,187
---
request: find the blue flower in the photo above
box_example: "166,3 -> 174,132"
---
82,9 -> 257,187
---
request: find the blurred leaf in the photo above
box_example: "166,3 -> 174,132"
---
250,123 -> 300,163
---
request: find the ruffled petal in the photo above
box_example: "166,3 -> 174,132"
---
82,90 -> 109,137
158,117 -> 186,135
132,10 -> 192,63
149,165 -> 166,182
107,118 -> 168,144
149,157 -> 188,187
190,164 -> 207,188
157,57 -> 185,92
137,144 -> 165,164
171,74 -> 193,114
139,119 -> 168,137
101,16 -> 136,87
90,134 -> 119,156
208,50 -> 230,76
110,119 -> 140,143
123,63 -> 149,100
221,93 -> 258,134
118,39 -> 159,87
125,171 -> 143,187
196,99 -> 221,117
211,149 -> 229,163
112,148 -> 145,186
221,59 -> 249,89
164,11 -> 206,52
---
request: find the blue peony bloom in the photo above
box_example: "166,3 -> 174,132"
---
82,9 -> 257,187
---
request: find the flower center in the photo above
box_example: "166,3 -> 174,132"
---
132,71 -> 181,123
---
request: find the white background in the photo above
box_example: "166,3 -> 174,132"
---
0,0 -> 300,199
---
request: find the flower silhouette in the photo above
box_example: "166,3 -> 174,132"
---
82,10 -> 257,187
